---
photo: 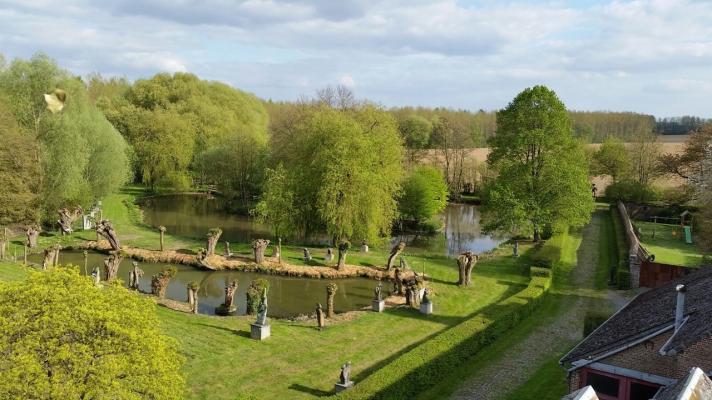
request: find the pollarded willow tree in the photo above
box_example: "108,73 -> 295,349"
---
483,85 -> 593,241
271,104 -> 404,244
0,267 -> 184,398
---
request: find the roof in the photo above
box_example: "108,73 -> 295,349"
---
561,266 -> 712,364
562,386 -> 599,400
654,367 -> 712,400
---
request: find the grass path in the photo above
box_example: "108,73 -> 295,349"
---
447,211 -> 615,400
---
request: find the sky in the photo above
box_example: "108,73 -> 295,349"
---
0,0 -> 711,118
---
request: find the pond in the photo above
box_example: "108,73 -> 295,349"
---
29,250 -> 382,318
139,194 -> 504,257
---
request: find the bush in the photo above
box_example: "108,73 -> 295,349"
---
335,267 -> 552,400
605,180 -> 659,203
0,267 -> 184,398
541,224 -> 554,240
617,268 -> 631,290
530,228 -> 568,268
530,267 -> 551,278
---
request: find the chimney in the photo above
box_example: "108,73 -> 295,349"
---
675,284 -> 686,332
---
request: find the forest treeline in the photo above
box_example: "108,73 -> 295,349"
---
1,53 -> 710,246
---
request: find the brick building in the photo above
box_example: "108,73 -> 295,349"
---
560,267 -> 712,400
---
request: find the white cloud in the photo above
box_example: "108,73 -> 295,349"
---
0,0 -> 710,116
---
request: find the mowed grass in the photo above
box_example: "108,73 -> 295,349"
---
2,186 -> 539,399
635,221 -> 705,267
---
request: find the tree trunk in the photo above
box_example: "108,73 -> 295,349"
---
103,252 -> 123,281
188,287 -> 198,314
0,240 -> 5,260
457,252 -> 476,286
58,206 -> 83,235
457,255 -> 467,285
96,220 -> 121,251
277,237 -> 282,264
26,226 -> 40,248
394,268 -> 404,295
206,228 -> 223,256
386,241 -> 406,270
533,226 -> 541,242
129,262 -> 143,290
251,239 -> 270,264
337,241 -> 350,271
42,245 -> 61,270
326,283 -> 338,318
224,241 -> 233,257
465,254 -> 478,286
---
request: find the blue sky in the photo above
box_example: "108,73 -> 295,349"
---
1,0 -> 711,117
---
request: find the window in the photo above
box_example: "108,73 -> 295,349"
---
629,382 -> 660,400
586,372 -> 620,398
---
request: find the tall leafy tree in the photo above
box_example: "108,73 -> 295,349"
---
0,267 -> 184,398
592,136 -> 630,182
483,85 -> 593,240
399,166 -> 449,224
0,99 -> 40,224
251,164 -> 296,238
273,104 -> 404,243
0,53 -> 130,221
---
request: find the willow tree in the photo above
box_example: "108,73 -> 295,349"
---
273,104 -> 404,243
0,53 -> 130,222
483,85 -> 593,241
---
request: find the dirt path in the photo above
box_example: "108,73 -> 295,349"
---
450,212 -> 610,400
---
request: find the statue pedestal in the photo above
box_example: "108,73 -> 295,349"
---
214,305 -> 237,316
250,323 -> 271,340
420,301 -> 433,315
335,381 -> 354,392
372,300 -> 385,312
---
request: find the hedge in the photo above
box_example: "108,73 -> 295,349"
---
530,227 -> 569,268
334,267 -> 553,399
610,204 -> 631,289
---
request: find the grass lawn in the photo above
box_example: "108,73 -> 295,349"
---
635,221 -> 706,267
2,186 -> 544,399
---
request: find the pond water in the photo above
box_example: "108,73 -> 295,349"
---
29,251 -> 381,318
139,194 -> 504,257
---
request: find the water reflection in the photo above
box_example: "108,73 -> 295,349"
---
139,195 -> 503,257
29,250 -> 381,318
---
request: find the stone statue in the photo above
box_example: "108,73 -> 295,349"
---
374,281 -> 382,301
129,261 -> 144,290
325,248 -> 334,262
340,362 -> 352,385
316,303 -> 325,329
158,226 -> 166,251
422,288 -> 431,304
303,248 -> 312,262
256,287 -> 268,326
91,266 -> 101,286
361,240 -> 369,253
513,241 -> 519,257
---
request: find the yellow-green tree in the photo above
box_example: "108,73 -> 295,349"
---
399,166 -> 449,224
0,267 -> 184,398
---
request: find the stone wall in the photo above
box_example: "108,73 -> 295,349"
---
617,201 -> 641,288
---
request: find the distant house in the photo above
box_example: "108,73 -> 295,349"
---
560,267 -> 712,400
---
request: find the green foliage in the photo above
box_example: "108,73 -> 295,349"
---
100,72 -> 268,194
0,267 -> 184,398
592,136 -> 630,181
605,180 -> 659,203
335,267 -> 552,400
271,104 -> 404,243
398,114 -> 432,149
250,164 -> 296,238
246,278 -> 270,315
0,99 -> 40,224
0,53 -> 130,222
530,227 -> 569,268
399,166 -> 449,223
484,86 -> 593,240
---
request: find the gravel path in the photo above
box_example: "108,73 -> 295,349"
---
450,212 -> 608,400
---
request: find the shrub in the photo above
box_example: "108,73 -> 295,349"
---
335,267 -> 552,400
0,267 -> 184,398
246,278 -> 270,315
605,180 -> 659,203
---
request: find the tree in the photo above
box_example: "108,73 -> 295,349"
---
628,129 -> 660,185
483,85 -> 593,241
658,124 -> 712,188
0,267 -> 184,398
0,99 -> 40,224
592,136 -> 630,182
251,164 -> 296,239
399,166 -> 448,224
271,104 -> 404,243
0,53 -> 130,221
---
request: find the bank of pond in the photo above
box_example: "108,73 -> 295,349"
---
28,250 -> 382,318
